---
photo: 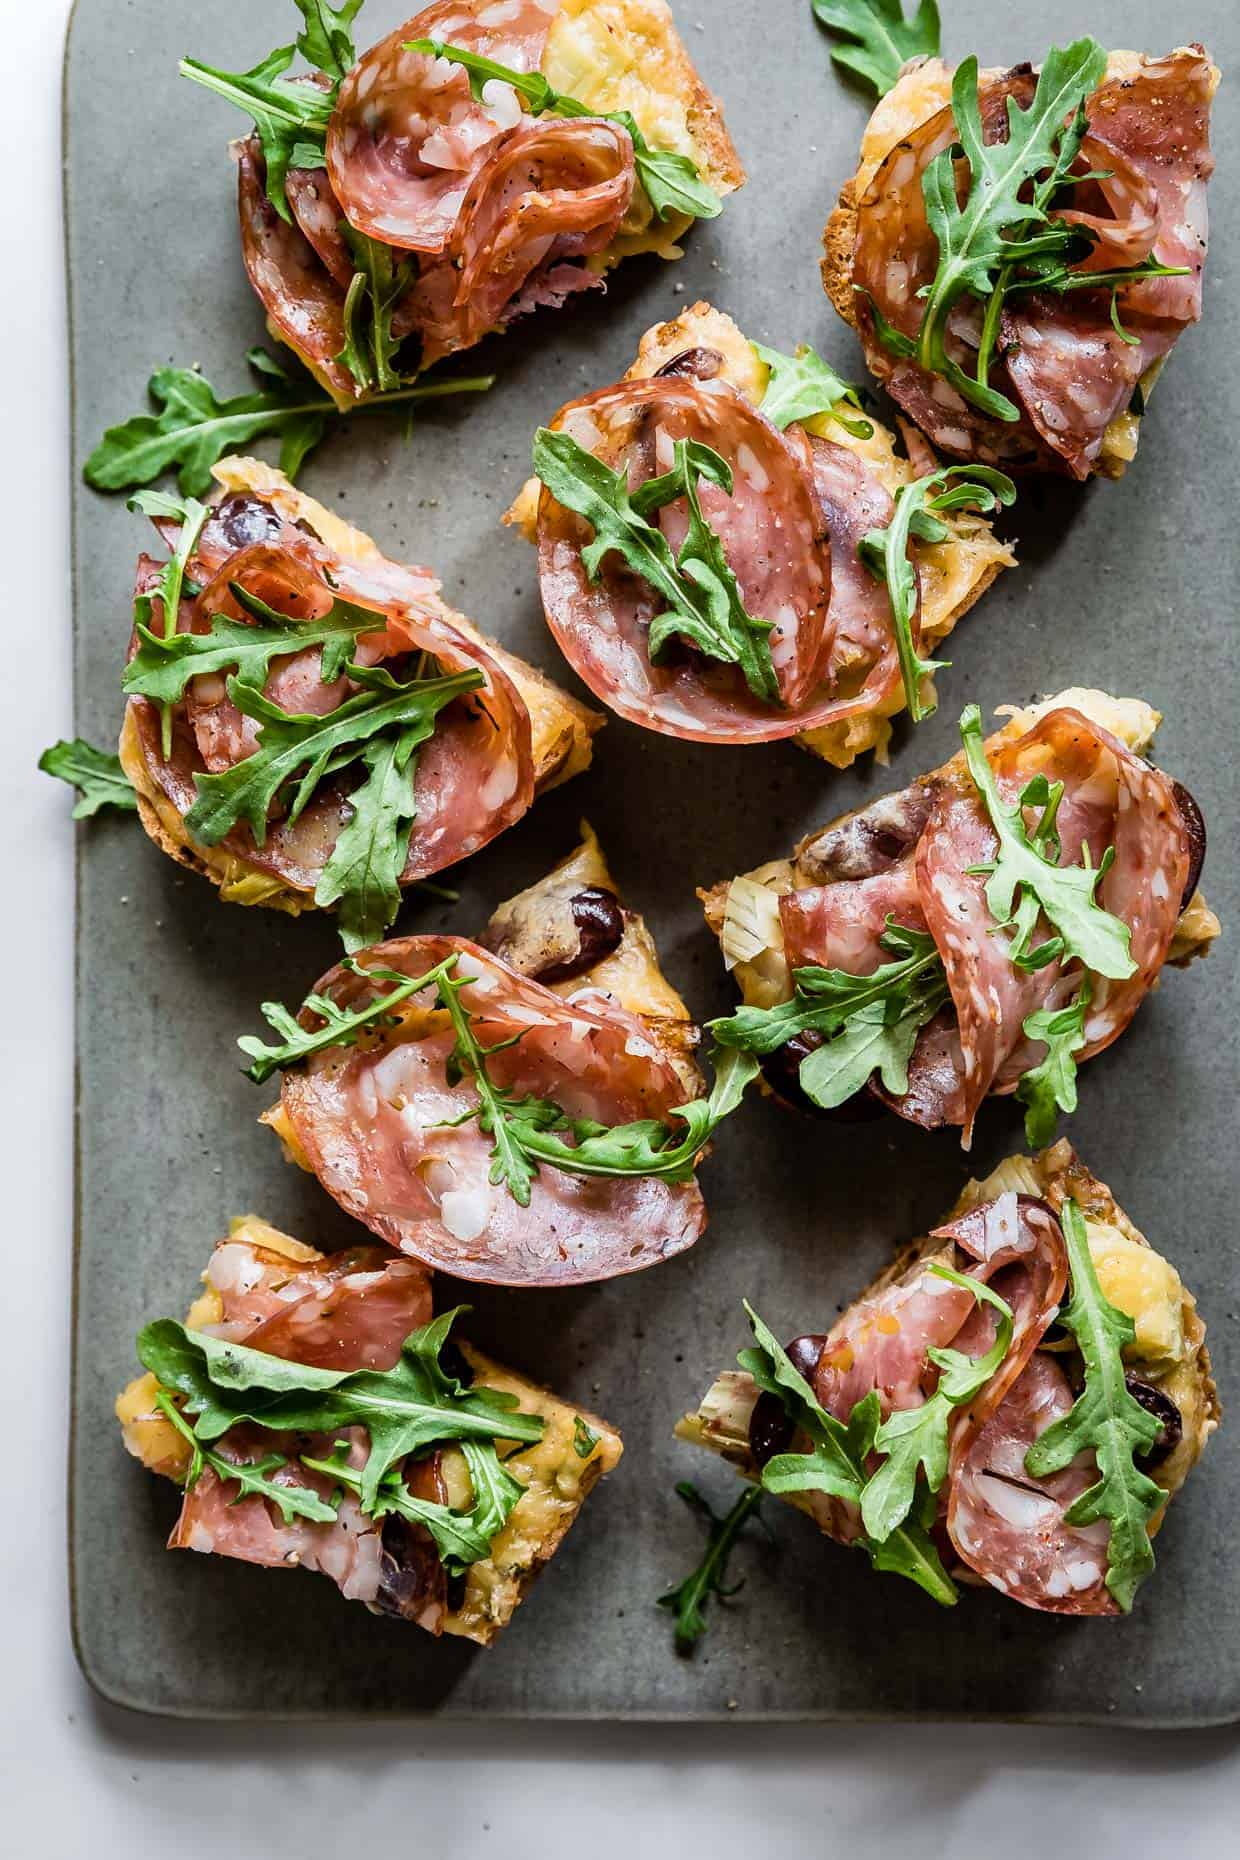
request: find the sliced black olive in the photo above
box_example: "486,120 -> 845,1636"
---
536,888 -> 626,984
654,346 -> 724,381
1171,781 -> 1207,908
747,1334 -> 827,1467
1125,1374 -> 1183,1469
759,1031 -> 885,1122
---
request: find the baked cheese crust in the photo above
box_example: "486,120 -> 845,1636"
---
124,455 -> 602,913
507,301 -> 1015,769
116,1215 -> 622,1647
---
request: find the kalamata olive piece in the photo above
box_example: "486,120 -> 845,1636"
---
1171,781 -> 1207,909
747,1333 -> 827,1467
654,346 -> 724,381
1125,1374 -> 1183,1469
536,888 -> 626,984
207,492 -> 286,552
759,1032 -> 885,1122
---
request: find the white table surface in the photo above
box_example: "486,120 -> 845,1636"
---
4,3 -> 1237,1853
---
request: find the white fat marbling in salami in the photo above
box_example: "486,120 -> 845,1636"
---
279,936 -> 707,1286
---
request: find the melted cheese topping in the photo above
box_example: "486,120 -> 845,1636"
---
544,0 -> 743,261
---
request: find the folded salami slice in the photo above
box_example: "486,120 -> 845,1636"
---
832,47 -> 1216,478
535,374 -> 928,742
276,936 -> 707,1285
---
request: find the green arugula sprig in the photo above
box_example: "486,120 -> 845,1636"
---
812,0 -> 941,100
408,37 -> 721,223
301,1431 -> 525,1574
959,704 -> 1136,981
140,1305 -> 542,1518
873,41 -> 1189,420
710,919 -> 949,1110
240,953 -> 759,1201
39,740 -> 137,818
753,340 -> 873,439
1024,1200 -> 1164,1610
337,227 -> 417,395
858,465 -> 1015,722
859,1266 -> 1012,1541
84,351 -> 494,499
181,660 -> 482,850
180,2 -> 365,220
123,583 -> 391,709
127,490 -> 210,755
657,1481 -> 768,1651
154,1390 -> 338,1526
1016,978 -> 1092,1146
533,427 -> 779,704
743,1304 -> 958,1604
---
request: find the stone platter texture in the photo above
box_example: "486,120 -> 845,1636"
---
66,0 -> 1239,1721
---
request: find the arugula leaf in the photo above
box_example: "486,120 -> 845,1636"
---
811,0 -> 941,100
710,919 -> 948,1109
742,1303 -> 957,1604
313,725 -> 422,951
753,340 -> 872,439
154,1391 -> 338,1527
139,1305 -> 543,1516
180,46 -> 334,221
1016,978 -> 1092,1147
337,227 -> 417,394
573,1416 -> 600,1459
1023,1200 -> 1164,1610
532,427 -> 779,704
182,662 -> 482,848
38,739 -> 136,819
860,1266 -> 1012,1541
301,1432 -> 525,1575
293,0 -> 364,81
959,705 -> 1136,981
657,1481 -> 766,1650
123,584 -> 390,708
127,491 -> 210,755
84,353 -> 495,498
240,953 -> 455,1083
408,38 -> 721,223
858,465 -> 1015,722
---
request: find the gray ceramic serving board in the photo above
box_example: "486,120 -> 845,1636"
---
67,0 -> 1240,1723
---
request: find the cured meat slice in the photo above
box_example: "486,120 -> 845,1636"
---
325,1 -> 559,254
915,709 -> 1188,1138
278,936 -> 707,1285
410,117 -> 634,365
236,139 -> 357,402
